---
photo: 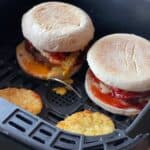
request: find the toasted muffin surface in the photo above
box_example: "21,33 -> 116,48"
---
22,2 -> 94,52
0,88 -> 43,115
87,33 -> 150,92
57,110 -> 115,136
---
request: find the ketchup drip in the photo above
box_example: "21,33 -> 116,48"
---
91,84 -> 130,108
89,70 -> 148,110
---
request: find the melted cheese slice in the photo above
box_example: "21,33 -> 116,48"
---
16,42 -> 81,79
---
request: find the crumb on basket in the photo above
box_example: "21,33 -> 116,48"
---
52,87 -> 67,96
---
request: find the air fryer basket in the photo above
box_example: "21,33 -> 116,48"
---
0,0 -> 149,150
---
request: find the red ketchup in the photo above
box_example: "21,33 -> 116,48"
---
89,70 -> 148,110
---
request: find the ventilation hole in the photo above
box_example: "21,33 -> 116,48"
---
47,117 -> 56,125
53,145 -> 71,150
86,141 -> 97,144
60,138 -> 76,144
40,129 -> 52,137
113,138 -> 127,146
32,136 -> 45,144
85,139 -> 99,144
48,112 -> 63,121
47,90 -> 79,107
83,146 -> 104,150
16,114 -> 33,125
9,121 -> 25,132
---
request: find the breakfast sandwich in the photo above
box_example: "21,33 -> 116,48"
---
16,2 -> 94,80
85,34 -> 150,116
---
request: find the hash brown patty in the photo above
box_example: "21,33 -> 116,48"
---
0,88 -> 43,115
57,110 -> 115,136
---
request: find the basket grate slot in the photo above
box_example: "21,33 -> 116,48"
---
113,138 -> 127,146
53,145 -> 70,150
46,88 -> 83,116
83,145 -> 104,150
47,89 -> 80,107
6,116 -> 32,132
16,114 -> 33,125
59,137 -> 76,144
32,136 -> 45,144
8,121 -> 26,132
47,111 -> 63,123
52,133 -> 80,150
47,82 -> 80,107
84,136 -> 100,144
3,110 -> 38,135
39,129 -> 52,137
15,111 -> 38,125
30,123 -> 56,145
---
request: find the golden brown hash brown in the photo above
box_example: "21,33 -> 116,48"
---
0,88 -> 43,115
57,110 -> 115,136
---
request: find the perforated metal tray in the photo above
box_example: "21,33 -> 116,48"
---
0,45 -> 149,150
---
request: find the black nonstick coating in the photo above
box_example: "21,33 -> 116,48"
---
0,0 -> 149,149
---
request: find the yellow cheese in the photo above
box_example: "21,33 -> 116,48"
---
64,78 -> 74,84
49,52 -> 80,79
62,52 -> 80,78
52,87 -> 67,96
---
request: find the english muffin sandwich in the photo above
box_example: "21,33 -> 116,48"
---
16,2 -> 94,79
85,34 -> 150,116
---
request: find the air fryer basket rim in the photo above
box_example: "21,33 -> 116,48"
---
0,0 -> 149,149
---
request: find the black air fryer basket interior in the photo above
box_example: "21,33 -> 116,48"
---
0,0 -> 149,150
